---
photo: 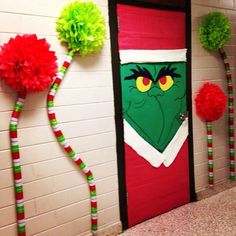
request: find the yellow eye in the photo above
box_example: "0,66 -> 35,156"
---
158,75 -> 174,91
136,76 -> 152,92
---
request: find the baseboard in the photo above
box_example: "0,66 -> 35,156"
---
197,179 -> 236,201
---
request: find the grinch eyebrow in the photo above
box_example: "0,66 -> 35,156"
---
124,65 -> 154,81
157,64 -> 181,81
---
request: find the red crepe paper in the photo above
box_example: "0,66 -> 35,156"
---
125,141 -> 190,227
117,4 -> 185,50
195,83 -> 226,122
0,34 -> 57,92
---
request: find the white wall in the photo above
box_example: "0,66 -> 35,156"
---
0,0 -> 121,235
1,0 -> 236,234
192,0 -> 236,192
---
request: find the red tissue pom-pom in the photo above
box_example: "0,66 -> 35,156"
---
0,34 -> 57,92
195,83 -> 226,122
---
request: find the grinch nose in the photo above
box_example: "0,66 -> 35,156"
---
148,86 -> 164,97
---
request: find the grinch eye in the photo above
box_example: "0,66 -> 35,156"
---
136,76 -> 152,92
158,75 -> 174,91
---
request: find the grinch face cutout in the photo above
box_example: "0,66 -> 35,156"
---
120,49 -> 188,168
121,62 -> 186,152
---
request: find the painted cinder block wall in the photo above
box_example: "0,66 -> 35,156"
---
0,0 -> 235,235
192,0 -> 236,191
0,0 -> 121,235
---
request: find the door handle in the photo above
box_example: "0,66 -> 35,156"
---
179,112 -> 188,121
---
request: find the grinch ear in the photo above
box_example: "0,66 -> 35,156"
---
198,12 -> 231,51
56,1 -> 106,56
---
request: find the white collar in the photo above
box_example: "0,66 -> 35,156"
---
124,118 -> 188,167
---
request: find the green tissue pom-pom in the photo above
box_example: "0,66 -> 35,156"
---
198,12 -> 231,51
56,1 -> 106,56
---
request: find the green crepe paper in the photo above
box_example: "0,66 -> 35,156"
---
56,0 -> 106,56
198,12 -> 231,51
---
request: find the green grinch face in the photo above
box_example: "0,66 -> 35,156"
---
120,62 -> 186,152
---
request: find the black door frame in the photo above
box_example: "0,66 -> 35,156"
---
108,0 -> 196,230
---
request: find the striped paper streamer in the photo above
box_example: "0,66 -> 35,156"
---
207,122 -> 214,186
10,92 -> 27,236
219,48 -> 235,180
47,51 -> 98,235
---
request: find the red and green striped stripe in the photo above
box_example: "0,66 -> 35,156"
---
207,122 -> 214,186
10,92 -> 26,236
47,51 -> 98,235
219,48 -> 235,180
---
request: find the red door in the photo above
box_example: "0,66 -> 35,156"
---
117,3 -> 191,227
